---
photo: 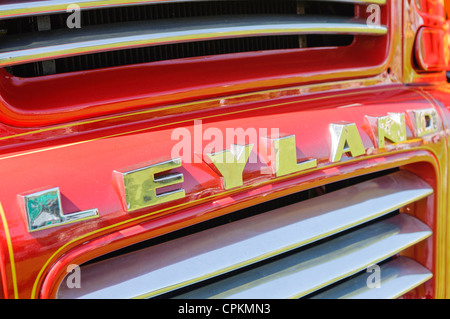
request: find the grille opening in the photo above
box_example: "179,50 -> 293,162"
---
156,210 -> 400,299
0,0 -> 390,127
83,167 -> 399,266
6,34 -> 355,78
304,256 -> 396,299
1,1 -> 355,34
56,166 -> 434,299
1,0 -> 357,77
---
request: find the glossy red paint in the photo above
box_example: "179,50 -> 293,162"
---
412,0 -> 449,73
415,27 -> 447,71
0,3 -> 391,127
0,82 -> 445,298
415,0 -> 447,26
0,0 -> 449,299
404,0 -> 448,84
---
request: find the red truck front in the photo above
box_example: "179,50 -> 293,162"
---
0,0 -> 448,299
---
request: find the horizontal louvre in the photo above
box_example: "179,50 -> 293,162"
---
0,15 -> 387,68
0,0 -> 389,77
56,170 -> 433,299
2,16 -> 385,67
0,0 -> 387,19
172,214 -> 431,298
309,257 -> 433,299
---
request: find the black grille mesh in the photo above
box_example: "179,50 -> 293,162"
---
3,0 -> 355,77
9,34 -> 353,77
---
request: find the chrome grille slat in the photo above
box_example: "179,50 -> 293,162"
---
0,15 -> 387,68
172,214 -> 431,299
56,171 -> 433,299
0,0 -> 387,20
309,257 -> 433,299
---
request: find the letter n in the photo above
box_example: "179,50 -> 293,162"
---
367,113 -> 407,149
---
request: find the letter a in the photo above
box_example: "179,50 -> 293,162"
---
329,123 -> 365,162
366,264 -> 381,289
66,264 -> 81,289
67,4 -> 81,29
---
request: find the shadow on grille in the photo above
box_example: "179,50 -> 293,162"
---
1,0 -> 364,77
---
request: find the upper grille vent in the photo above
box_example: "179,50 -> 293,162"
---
0,0 -> 388,77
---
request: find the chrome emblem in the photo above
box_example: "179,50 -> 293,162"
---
366,113 -> 407,148
21,187 -> 99,232
329,122 -> 365,163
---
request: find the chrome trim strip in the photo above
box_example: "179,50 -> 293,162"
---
173,214 -> 431,299
0,0 -> 387,20
310,257 -> 433,299
56,171 -> 432,299
0,15 -> 387,68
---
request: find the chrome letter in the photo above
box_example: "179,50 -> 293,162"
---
330,123 -> 365,162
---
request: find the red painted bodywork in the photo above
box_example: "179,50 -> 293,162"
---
0,3 -> 391,127
0,0 -> 449,299
0,84 -> 444,299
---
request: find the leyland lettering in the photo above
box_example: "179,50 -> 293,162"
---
116,109 -> 439,212
4,0 -> 450,300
